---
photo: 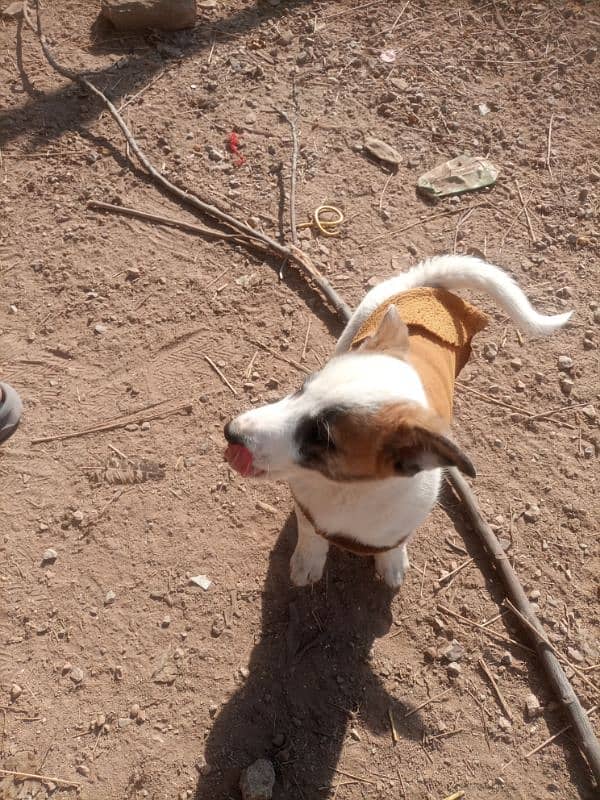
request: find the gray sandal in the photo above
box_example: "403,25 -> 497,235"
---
0,382 -> 22,444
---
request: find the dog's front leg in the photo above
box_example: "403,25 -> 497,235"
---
375,543 -> 410,589
290,503 -> 329,586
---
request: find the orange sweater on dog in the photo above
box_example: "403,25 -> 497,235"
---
351,288 -> 489,422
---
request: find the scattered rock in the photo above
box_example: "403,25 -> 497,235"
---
529,589 -> 541,601
161,615 -> 171,628
559,377 -> 574,396
70,666 -> 84,684
100,0 -> 196,31
362,137 -> 402,167
525,693 -> 542,720
71,509 -> 84,526
441,639 -> 465,663
557,355 -> 573,371
94,323 -> 108,335
483,342 -> 498,361
76,764 -> 90,777
10,683 -> 22,701
523,503 -> 541,523
509,358 -> 522,370
118,716 -> 133,728
582,405 -> 597,421
105,589 -> 116,605
447,662 -> 462,678
42,548 -> 58,564
239,758 -> 276,800
207,145 -> 225,162
1,1 -> 22,19
190,574 -> 212,590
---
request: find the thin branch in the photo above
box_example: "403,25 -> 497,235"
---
0,767 -> 79,788
275,98 -> 300,247
31,402 -> 192,445
87,200 -> 244,242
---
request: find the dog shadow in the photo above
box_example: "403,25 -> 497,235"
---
194,514 -> 426,799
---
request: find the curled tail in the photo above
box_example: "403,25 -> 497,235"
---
404,255 -> 572,336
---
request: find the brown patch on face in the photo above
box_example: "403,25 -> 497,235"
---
308,403 -> 475,482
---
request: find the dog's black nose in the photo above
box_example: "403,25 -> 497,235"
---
224,421 -> 245,445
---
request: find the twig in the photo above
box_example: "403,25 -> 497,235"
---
379,171 -> 395,211
332,768 -> 377,786
441,793 -> 465,800
438,557 -> 474,585
546,114 -> 554,177
301,318 -> 311,362
362,209 -> 462,247
0,768 -> 79,788
478,657 -> 513,721
117,68 -> 167,112
23,0 -> 351,322
87,200 -> 243,242
505,599 -> 600,696
515,180 -> 536,242
499,188 -> 534,250
388,707 -> 399,744
525,705 -> 598,758
527,400 -> 591,424
31,402 -> 192,445
204,355 -> 238,396
437,605 -> 532,652
403,689 -> 451,718
447,468 -> 600,785
276,101 -> 300,247
249,338 -> 311,375
419,558 -> 428,599
456,382 -> 577,430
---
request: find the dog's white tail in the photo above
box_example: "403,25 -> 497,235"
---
403,255 -> 572,336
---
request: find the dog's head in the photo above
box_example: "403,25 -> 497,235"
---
224,307 -> 475,482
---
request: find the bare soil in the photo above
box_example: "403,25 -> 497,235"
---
1,1 -> 599,799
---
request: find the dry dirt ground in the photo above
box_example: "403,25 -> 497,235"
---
1,1 -> 600,798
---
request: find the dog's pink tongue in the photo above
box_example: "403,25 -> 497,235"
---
224,443 -> 255,477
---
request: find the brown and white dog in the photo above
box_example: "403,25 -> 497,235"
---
224,256 -> 571,588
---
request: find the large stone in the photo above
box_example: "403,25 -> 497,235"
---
100,0 -> 196,31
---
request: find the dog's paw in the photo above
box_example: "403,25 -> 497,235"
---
290,547 -> 326,587
375,546 -> 409,589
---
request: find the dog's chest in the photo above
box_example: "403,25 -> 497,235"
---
290,469 -> 442,547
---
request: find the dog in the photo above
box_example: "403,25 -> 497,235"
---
224,256 -> 571,589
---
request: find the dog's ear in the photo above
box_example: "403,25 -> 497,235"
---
387,426 -> 476,478
358,305 -> 410,355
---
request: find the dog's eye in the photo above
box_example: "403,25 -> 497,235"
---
299,416 -> 335,454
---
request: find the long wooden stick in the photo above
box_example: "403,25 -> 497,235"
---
22,0 -> 351,323
447,469 -> 600,784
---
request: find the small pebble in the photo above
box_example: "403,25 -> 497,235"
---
442,639 -> 465,663
525,693 -> 542,720
104,590 -> 116,605
42,548 -> 58,564
71,509 -> 84,525
76,764 -> 90,777
129,703 -> 141,718
557,355 -> 573,370
529,589 -> 541,601
510,358 -> 522,370
161,615 -> 171,628
10,683 -> 22,701
500,651 -> 513,667
523,504 -> 541,523
70,666 -> 84,684
93,323 -> 107,335
497,715 -> 512,731
447,662 -> 462,678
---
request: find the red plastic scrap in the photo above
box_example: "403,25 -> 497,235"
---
227,131 -> 246,167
